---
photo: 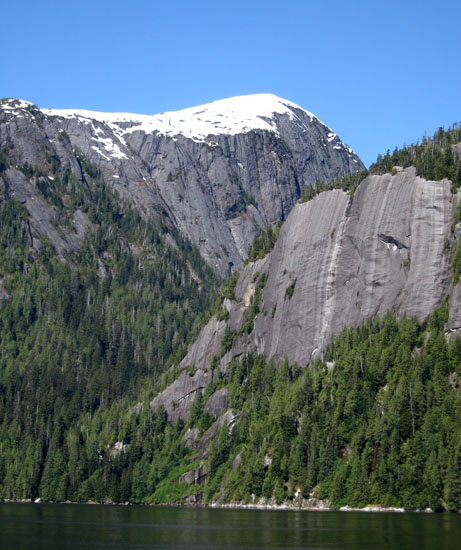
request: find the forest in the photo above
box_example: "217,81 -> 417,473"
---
369,123 -> 461,189
0,153 -> 219,500
0,123 -> 460,510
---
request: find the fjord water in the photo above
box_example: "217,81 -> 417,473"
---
1,503 -> 460,550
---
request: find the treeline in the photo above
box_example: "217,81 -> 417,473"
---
299,171 -> 369,202
0,154 -> 219,501
198,309 -> 461,510
369,124 -> 461,188
13,304 -> 461,510
299,123 -> 461,206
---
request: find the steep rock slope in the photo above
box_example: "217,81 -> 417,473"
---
154,168 -> 458,421
254,168 -> 454,363
0,96 -> 363,275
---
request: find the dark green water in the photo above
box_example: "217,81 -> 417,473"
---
1,503 -> 460,550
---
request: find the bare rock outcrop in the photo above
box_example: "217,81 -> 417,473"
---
168,169 -> 458,399
255,168 -> 455,364
204,388 -> 229,417
1,96 -> 363,276
149,367 -> 211,425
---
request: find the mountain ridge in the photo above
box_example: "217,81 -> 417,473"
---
39,93 -> 345,146
3,100 -> 460,510
149,166 -> 458,424
1,95 -> 363,275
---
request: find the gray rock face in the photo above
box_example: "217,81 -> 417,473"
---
1,96 -> 363,276
149,367 -> 211,424
171,169 -> 457,394
1,167 -> 92,257
0,101 -> 94,257
178,464 -> 207,485
204,388 -> 229,417
254,168 -> 455,364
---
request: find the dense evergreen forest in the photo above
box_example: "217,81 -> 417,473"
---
0,123 -> 461,510
298,123 -> 461,201
0,154 -> 219,500
201,310 -> 461,511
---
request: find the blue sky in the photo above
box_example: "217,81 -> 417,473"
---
2,0 -> 460,166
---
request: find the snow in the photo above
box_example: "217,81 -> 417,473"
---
91,135 -> 128,160
0,99 -> 34,110
0,99 -> 36,120
2,94 -> 360,161
91,145 -> 110,161
41,94 -> 320,143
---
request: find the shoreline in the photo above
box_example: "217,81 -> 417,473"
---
207,498 -> 412,513
0,497 -> 438,513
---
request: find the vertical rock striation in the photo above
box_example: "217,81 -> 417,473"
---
169,167 -> 457,407
253,168 -> 455,365
1,95 -> 363,276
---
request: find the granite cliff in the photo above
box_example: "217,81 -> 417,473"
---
152,167 -> 460,422
2,93 -> 461,508
0,95 -> 363,276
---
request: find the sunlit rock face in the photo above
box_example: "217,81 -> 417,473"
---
0,95 -> 362,276
149,168 -> 457,422
253,168 -> 455,365
182,168 -> 456,369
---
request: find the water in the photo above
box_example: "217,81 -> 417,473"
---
1,503 -> 460,550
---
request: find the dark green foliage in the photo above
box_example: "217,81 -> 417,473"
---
0,155 -> 219,503
240,273 -> 267,334
453,242 -> 461,284
285,279 -> 296,299
200,311 -> 461,510
217,271 -> 268,357
299,171 -> 369,203
0,200 -> 31,275
210,271 -> 238,320
0,147 -> 10,173
220,326 -> 235,356
369,124 -> 461,187
246,222 -> 282,263
221,271 -> 239,301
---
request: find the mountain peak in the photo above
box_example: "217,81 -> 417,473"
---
40,94 -> 319,143
0,98 -> 34,108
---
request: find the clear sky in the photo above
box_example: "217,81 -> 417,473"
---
2,0 -> 460,166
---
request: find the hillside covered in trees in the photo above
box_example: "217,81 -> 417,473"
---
0,122 -> 461,511
0,154 -> 219,500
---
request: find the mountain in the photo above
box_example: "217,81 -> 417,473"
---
147,126 -> 461,510
1,95 -> 461,511
149,166 -> 457,421
1,95 -> 363,276
148,124 -> 461,423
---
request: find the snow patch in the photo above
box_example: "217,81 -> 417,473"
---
41,94 -> 319,143
91,135 -> 128,160
1,99 -> 34,110
91,146 -> 110,161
